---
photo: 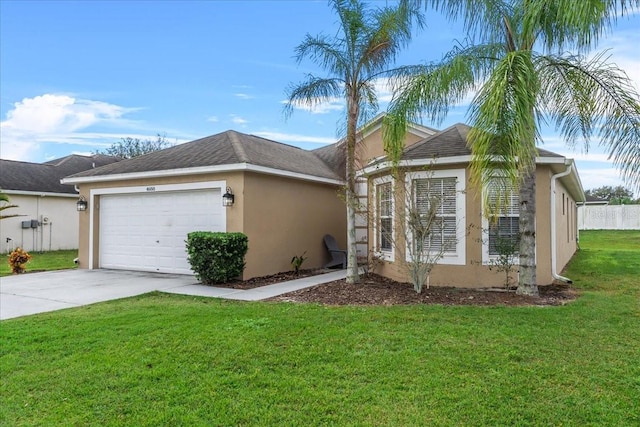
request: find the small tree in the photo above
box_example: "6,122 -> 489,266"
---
291,251 -> 307,275
485,234 -> 519,290
96,134 -> 172,159
404,190 -> 449,293
376,169 -> 461,293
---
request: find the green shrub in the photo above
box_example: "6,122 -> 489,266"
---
186,232 -> 248,284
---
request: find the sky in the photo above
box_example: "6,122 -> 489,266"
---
1,0 -> 639,193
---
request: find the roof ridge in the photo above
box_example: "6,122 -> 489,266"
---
228,131 -> 250,163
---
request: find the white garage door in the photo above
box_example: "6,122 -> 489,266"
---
99,189 -> 224,274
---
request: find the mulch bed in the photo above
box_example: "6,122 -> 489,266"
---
209,269 -> 330,290
217,270 -> 577,306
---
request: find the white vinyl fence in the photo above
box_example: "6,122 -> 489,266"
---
578,205 -> 640,230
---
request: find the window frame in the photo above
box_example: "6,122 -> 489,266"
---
373,176 -> 395,262
481,177 -> 521,265
405,169 -> 466,265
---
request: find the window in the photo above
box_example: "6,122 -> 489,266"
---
486,179 -> 519,257
377,181 -> 393,253
412,177 -> 457,254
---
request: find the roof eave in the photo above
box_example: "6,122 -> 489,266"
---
62,163 -> 344,186
0,189 -> 78,198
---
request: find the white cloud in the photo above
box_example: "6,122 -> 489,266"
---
230,114 -> 248,125
596,29 -> 640,91
207,116 -> 219,123
252,131 -> 336,145
372,78 -> 394,103
575,166 -> 627,191
0,94 -> 140,161
234,93 -> 255,100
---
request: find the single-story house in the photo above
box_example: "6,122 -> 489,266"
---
62,115 -> 585,287
0,154 -> 120,253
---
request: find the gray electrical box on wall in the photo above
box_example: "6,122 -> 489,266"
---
30,220 -> 39,228
21,221 -> 31,229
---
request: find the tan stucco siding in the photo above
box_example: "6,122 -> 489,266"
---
242,172 -> 346,279
0,194 -> 78,253
367,165 -> 567,288
534,168 -> 553,285
75,171 -> 346,280
553,178 -> 578,275
357,127 -> 424,165
76,172 -> 244,270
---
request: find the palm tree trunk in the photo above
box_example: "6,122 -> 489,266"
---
345,96 -> 360,284
516,166 -> 538,296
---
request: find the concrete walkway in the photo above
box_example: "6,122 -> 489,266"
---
0,269 -> 346,320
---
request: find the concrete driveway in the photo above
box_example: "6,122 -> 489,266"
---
0,268 -> 348,321
0,269 -> 198,320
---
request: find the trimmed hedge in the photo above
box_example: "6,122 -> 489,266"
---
186,232 -> 248,284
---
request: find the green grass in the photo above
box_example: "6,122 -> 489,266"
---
0,249 -> 77,276
1,231 -> 639,426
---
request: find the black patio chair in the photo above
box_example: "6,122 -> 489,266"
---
323,234 -> 347,269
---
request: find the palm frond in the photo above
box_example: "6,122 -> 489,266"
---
526,0 -> 640,53
537,51 -> 640,190
468,50 -> 539,199
294,34 -> 349,77
284,76 -> 343,118
383,42 -> 501,165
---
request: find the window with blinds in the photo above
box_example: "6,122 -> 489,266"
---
412,177 -> 457,254
486,179 -> 519,256
377,181 -> 393,252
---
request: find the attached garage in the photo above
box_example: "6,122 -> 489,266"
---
62,130 -> 347,280
94,183 -> 225,274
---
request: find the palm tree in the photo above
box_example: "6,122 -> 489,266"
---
385,0 -> 640,296
285,0 -> 423,283
0,191 -> 22,220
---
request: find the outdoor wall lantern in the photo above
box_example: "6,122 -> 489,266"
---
222,187 -> 235,207
76,196 -> 88,212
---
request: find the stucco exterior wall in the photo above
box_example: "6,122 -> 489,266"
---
357,127 -> 424,165
242,172 -> 346,279
553,178 -> 579,275
1,193 -> 79,253
75,171 -> 346,280
367,165 -> 568,288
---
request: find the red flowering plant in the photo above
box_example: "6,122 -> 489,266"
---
8,247 -> 32,274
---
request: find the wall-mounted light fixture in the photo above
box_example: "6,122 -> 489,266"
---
222,187 -> 235,207
77,196 -> 88,212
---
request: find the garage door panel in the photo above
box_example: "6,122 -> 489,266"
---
99,189 -> 224,274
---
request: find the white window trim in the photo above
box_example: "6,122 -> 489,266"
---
372,175 -> 395,262
404,169 -> 466,265
480,181 -> 526,265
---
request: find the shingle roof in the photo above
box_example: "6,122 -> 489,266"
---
401,123 -> 564,161
66,130 -> 343,181
0,154 -> 121,194
312,143 -> 346,179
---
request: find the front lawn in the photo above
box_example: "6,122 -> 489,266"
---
0,231 -> 638,426
0,249 -> 77,277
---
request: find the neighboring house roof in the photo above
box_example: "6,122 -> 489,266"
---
0,154 -> 121,195
64,130 -> 343,184
583,194 -> 609,205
